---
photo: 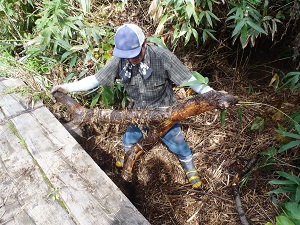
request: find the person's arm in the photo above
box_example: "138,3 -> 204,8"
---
51,75 -> 100,93
158,47 -> 214,94
188,75 -> 214,94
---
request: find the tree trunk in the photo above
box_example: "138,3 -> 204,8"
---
53,91 -> 238,181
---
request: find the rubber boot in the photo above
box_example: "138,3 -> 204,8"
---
179,154 -> 203,189
116,144 -> 133,168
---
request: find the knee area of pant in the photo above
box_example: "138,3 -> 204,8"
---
172,130 -> 185,144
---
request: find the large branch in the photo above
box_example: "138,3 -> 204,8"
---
53,91 -> 238,181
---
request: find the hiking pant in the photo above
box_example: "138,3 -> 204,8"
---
122,123 -> 192,158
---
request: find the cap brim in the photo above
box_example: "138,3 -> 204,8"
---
113,46 -> 142,59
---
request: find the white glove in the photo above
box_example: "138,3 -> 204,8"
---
51,75 -> 100,94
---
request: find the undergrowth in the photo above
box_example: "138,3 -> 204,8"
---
0,0 -> 300,224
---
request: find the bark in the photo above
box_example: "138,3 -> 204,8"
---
53,91 -> 238,181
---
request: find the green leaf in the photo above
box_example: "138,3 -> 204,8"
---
246,20 -> 268,35
268,187 -> 297,195
56,39 -> 72,50
121,96 -> 128,109
65,73 -> 75,82
184,28 -> 192,45
295,125 -> 300,136
276,215 -> 295,225
186,3 -> 195,19
296,186 -> 300,203
191,71 -> 208,83
69,55 -> 78,70
84,51 -> 92,64
241,25 -> 249,48
78,69 -> 88,78
40,29 -> 52,46
269,179 -> 297,185
251,116 -> 264,131
277,171 -> 300,185
221,110 -> 227,126
60,51 -> 73,62
285,202 -> 300,220
276,130 -> 300,139
180,71 -> 208,87
70,45 -> 89,52
284,72 -> 300,78
267,147 -> 276,157
90,92 -> 100,108
147,36 -> 168,49
178,24 -> 188,38
232,19 -> 245,37
199,11 -> 205,23
279,140 -> 300,153
157,14 -> 169,28
102,43 -> 112,51
207,11 -> 220,22
192,28 -> 199,44
102,87 -> 114,108
237,107 -> 243,123
205,11 -> 213,27
204,29 -> 217,41
79,0 -> 91,14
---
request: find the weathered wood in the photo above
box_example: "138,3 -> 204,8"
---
0,78 -> 150,225
53,90 -> 238,181
0,120 -> 75,225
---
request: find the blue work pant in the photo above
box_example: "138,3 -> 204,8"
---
122,123 -> 192,158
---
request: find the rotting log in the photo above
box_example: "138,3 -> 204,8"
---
53,91 -> 238,181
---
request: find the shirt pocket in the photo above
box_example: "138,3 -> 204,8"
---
123,78 -> 139,101
144,79 -> 166,100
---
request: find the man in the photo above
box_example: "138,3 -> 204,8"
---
51,24 -> 218,189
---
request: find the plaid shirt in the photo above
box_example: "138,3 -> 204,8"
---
95,44 -> 193,109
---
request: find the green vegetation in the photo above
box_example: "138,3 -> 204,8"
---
148,0 -> 285,48
0,0 -> 299,224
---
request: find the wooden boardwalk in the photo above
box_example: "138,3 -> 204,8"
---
0,78 -> 150,225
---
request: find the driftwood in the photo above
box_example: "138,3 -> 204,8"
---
53,91 -> 238,181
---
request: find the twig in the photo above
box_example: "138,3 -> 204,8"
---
186,207 -> 201,223
232,158 -> 258,225
181,187 -> 233,203
232,178 -> 250,225
239,158 -> 258,178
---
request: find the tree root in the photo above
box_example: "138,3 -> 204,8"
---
53,91 -> 238,182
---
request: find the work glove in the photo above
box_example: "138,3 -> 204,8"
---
51,84 -> 70,94
50,75 -> 101,95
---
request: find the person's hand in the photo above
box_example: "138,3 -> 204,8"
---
50,85 -> 69,94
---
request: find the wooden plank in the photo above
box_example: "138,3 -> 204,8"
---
10,107 -> 149,225
0,78 -> 43,121
0,121 -> 75,225
0,78 -> 150,225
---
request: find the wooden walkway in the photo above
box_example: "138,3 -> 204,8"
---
0,78 -> 150,225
